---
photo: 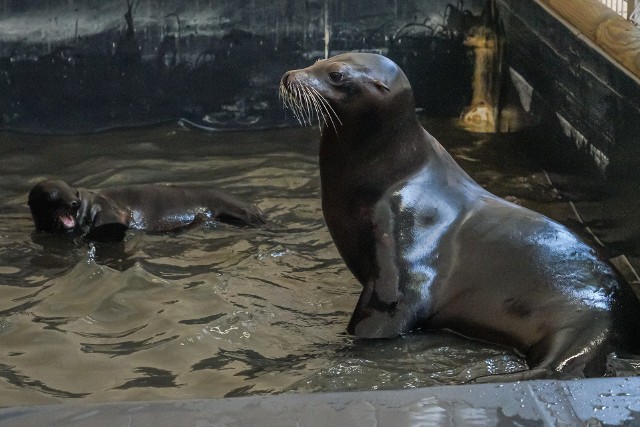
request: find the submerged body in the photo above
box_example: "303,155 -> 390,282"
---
28,180 -> 265,242
280,52 -> 640,379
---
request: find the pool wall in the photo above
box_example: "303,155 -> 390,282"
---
2,377 -> 639,426
496,0 -> 640,177
0,0 -> 483,133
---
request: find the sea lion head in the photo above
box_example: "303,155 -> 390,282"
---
280,53 -> 415,133
28,180 -> 81,234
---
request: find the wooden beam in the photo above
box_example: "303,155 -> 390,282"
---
540,0 -> 640,79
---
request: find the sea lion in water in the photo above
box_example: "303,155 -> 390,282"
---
28,180 -> 266,242
280,52 -> 640,380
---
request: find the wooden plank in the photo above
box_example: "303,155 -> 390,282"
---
597,16 -> 640,75
540,0 -> 618,40
540,0 -> 640,78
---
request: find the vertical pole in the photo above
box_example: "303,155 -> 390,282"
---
275,0 -> 279,48
629,0 -> 636,19
324,0 -> 330,59
303,0 -> 308,51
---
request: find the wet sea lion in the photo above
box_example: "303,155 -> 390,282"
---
280,52 -> 640,380
28,180 -> 266,242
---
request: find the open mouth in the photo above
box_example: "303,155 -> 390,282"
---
58,212 -> 76,230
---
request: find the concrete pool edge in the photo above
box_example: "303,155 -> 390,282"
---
1,377 -> 639,426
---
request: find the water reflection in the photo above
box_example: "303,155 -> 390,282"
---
0,121 -> 637,406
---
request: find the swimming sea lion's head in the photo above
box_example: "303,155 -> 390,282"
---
280,53 -> 415,134
28,180 -> 81,234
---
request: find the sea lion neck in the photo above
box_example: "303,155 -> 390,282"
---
319,109 -> 430,196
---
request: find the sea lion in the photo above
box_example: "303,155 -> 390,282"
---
280,52 -> 640,380
28,180 -> 266,242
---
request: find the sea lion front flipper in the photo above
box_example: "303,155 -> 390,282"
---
85,223 -> 128,242
346,197 -> 419,338
85,200 -> 130,242
347,277 -> 422,339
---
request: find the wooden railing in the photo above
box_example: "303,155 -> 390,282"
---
541,0 -> 640,79
599,0 -> 637,19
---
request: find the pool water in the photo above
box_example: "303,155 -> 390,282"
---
0,119 -> 637,406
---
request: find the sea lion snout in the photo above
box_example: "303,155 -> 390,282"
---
280,70 -> 294,86
279,66 -> 342,131
280,69 -> 315,90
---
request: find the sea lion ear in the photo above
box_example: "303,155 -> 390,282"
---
372,79 -> 390,92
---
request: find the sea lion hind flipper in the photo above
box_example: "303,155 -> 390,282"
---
469,327 -> 609,383
528,322 -> 612,378
214,204 -> 267,227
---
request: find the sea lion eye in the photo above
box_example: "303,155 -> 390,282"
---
329,72 -> 343,83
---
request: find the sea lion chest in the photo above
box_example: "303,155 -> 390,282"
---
322,157 -> 472,313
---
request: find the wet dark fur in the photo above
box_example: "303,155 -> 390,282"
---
280,52 -> 640,381
29,180 -> 266,242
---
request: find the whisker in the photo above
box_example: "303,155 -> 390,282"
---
288,86 -> 305,126
280,85 -> 298,124
290,86 -> 302,125
305,87 -> 326,129
309,87 -> 341,132
280,80 -> 341,134
295,86 -> 309,126
299,91 -> 310,125
301,87 -> 318,127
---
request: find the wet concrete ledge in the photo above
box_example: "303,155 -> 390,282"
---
1,377 -> 639,426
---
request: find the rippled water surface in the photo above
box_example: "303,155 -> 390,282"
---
0,119 -> 638,406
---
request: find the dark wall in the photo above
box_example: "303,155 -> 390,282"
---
0,0 -> 484,133
496,0 -> 640,177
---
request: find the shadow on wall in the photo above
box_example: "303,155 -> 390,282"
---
0,0 -> 485,133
